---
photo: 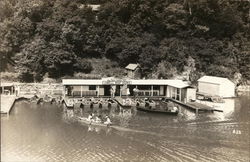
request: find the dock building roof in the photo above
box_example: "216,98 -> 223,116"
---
198,76 -> 234,85
125,64 -> 140,70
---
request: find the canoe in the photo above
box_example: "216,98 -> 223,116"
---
77,117 -> 111,127
136,106 -> 178,115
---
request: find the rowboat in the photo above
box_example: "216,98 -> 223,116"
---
77,117 -> 112,127
136,106 -> 178,115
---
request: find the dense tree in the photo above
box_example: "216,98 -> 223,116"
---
0,0 -> 249,82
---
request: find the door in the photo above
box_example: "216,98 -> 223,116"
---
104,85 -> 111,96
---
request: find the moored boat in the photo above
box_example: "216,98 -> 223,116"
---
136,106 -> 178,115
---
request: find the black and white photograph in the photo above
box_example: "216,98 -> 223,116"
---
0,0 -> 250,161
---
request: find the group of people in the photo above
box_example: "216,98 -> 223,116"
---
87,113 -> 112,125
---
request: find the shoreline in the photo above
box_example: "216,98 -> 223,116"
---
236,85 -> 250,92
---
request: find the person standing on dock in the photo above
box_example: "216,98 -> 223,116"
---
110,86 -> 115,98
126,88 -> 130,97
133,87 -> 139,98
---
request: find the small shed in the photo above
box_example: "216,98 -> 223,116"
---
125,64 -> 141,79
198,76 -> 235,98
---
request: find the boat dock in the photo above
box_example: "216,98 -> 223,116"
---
1,95 -> 16,115
166,98 -> 223,113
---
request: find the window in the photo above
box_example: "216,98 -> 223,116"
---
89,85 -> 96,90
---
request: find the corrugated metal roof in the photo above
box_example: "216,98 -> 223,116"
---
125,64 -> 139,70
62,79 -> 190,88
198,76 -> 234,85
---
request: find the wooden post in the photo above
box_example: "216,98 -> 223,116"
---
175,88 -> 177,100
169,86 -> 172,98
81,86 -> 83,97
63,86 -> 66,97
151,85 -> 153,96
120,85 -> 122,97
179,88 -> 182,101
2,86 -> 4,95
196,108 -> 198,115
97,85 -> 100,97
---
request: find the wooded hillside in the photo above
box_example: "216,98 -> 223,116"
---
0,0 -> 249,83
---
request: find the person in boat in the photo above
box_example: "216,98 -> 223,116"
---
95,115 -> 102,123
171,106 -> 178,112
87,113 -> 94,122
104,115 -> 112,125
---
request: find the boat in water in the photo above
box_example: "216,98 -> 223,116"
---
136,106 -> 179,115
77,117 -> 112,127
136,98 -> 157,108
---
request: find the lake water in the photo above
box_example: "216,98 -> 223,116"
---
1,93 -> 250,162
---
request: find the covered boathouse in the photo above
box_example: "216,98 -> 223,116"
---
62,78 -> 196,102
197,76 -> 235,98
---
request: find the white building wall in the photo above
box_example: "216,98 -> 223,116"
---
186,88 -> 196,102
198,82 -> 220,96
99,86 -> 104,96
198,81 -> 235,98
72,86 -> 81,91
220,81 -> 235,97
82,86 -> 89,91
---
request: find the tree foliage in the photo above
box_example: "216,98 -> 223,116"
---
0,0 -> 249,83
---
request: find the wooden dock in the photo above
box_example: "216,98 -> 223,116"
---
1,95 -> 16,115
166,98 -> 223,113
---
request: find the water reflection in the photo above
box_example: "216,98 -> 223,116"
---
1,94 -> 250,162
